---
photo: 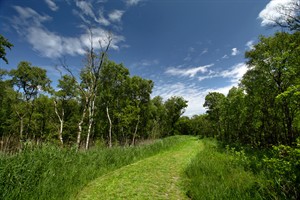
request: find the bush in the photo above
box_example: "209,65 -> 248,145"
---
263,138 -> 300,199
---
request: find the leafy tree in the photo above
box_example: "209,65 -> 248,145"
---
53,75 -> 78,145
98,61 -> 130,147
0,34 -> 13,64
164,96 -> 188,136
10,61 -> 51,143
203,92 -> 225,139
243,32 -> 300,145
148,96 -> 167,138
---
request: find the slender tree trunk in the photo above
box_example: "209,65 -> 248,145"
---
77,97 -> 88,150
106,105 -> 112,148
131,115 -> 140,146
54,100 -> 64,146
86,98 -> 95,150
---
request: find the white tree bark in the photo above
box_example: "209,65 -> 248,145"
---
131,115 -> 140,146
86,97 -> 95,150
54,100 -> 64,146
106,106 -> 112,148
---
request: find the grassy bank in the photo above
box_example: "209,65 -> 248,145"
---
0,136 -> 186,200
184,138 -> 267,200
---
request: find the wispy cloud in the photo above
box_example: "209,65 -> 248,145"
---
12,6 -> 124,58
258,0 -> 298,26
75,0 -> 95,19
222,54 -> 229,59
198,62 -> 248,83
200,48 -> 208,56
45,0 -> 59,11
131,59 -> 159,67
125,0 -> 144,6
220,63 -> 248,83
165,64 -> 213,78
231,47 -> 240,56
108,10 -> 125,22
246,40 -> 255,50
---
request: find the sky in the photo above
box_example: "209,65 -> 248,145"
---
0,0 -> 293,116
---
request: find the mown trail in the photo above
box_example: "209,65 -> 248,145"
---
75,136 -> 202,200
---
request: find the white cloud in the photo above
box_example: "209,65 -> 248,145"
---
131,59 -> 159,68
222,54 -> 229,59
200,48 -> 208,55
12,6 -> 52,27
198,62 -> 248,84
220,63 -> 248,83
152,82 -> 207,116
246,40 -> 255,50
96,10 -> 111,26
258,0 -> 298,26
108,10 -> 125,22
75,0 -> 95,19
152,82 -> 238,116
231,47 -> 240,56
12,6 -> 124,58
45,0 -> 59,11
165,64 -> 213,78
125,0 -> 144,6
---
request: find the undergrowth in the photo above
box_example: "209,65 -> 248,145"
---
0,136 -> 185,200
184,138 -> 267,200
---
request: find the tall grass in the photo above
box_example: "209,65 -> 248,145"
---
0,136 -> 185,200
184,138 -> 267,200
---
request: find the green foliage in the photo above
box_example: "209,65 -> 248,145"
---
10,61 -> 52,101
0,136 -> 184,200
0,34 -> 13,64
185,139 -> 266,200
262,138 -> 300,199
164,96 -> 188,136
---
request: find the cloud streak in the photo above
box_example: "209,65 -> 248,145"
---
45,0 -> 59,11
165,64 -> 213,78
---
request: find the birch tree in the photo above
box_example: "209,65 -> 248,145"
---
61,30 -> 112,150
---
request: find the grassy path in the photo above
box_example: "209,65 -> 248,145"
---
75,136 -> 202,200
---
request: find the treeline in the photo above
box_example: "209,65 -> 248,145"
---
201,31 -> 300,147
175,31 -> 300,148
0,59 -> 187,152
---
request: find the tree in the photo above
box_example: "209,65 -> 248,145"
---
0,34 -> 13,64
164,96 -> 188,136
98,61 -> 130,147
10,61 -> 51,144
243,32 -> 300,145
61,31 -> 112,150
203,92 -> 225,139
54,75 -> 78,145
148,96 -> 167,138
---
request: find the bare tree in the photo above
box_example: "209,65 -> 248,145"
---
61,28 -> 112,150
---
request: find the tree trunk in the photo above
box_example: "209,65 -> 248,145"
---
131,115 -> 140,146
106,105 -> 112,148
77,97 -> 88,151
54,100 -> 64,146
86,98 -> 95,150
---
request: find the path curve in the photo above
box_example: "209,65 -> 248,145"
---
75,136 -> 202,200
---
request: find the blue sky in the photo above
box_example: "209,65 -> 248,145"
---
0,0 -> 288,116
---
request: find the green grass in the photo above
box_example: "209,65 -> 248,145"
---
75,136 -> 201,199
0,136 -> 187,200
184,138 -> 266,200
